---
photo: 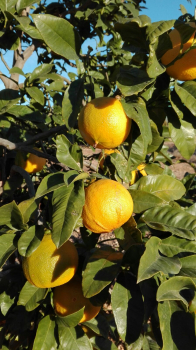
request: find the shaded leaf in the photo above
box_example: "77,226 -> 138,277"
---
0,201 -> 24,230
18,225 -> 44,257
82,248 -> 123,298
33,315 -> 57,350
179,255 -> 196,277
62,78 -> 84,129
175,81 -> 196,117
0,234 -> 17,268
117,67 -> 154,96
26,87 -> 45,105
56,135 -> 81,170
18,281 -> 48,311
0,89 -> 20,115
56,307 -> 84,328
137,237 -> 181,283
160,236 -> 196,257
57,321 -> 92,349
18,197 -> 38,224
158,301 -> 180,350
142,205 -> 196,240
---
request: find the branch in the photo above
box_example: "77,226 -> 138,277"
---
11,165 -> 35,198
1,52 -> 10,71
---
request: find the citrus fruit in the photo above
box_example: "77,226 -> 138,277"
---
78,97 -> 131,149
82,179 -> 133,233
53,274 -> 101,323
15,147 -> 46,173
98,149 -> 120,170
161,22 -> 196,81
22,234 -> 78,288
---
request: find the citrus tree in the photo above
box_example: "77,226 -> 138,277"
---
1,0 -> 196,349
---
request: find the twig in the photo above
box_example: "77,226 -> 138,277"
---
11,165 -> 35,198
1,52 -> 10,71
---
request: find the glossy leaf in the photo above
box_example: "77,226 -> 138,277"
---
131,175 -> 185,202
18,225 -> 44,257
57,321 -> 92,350
168,120 -> 196,160
52,180 -> 85,248
111,272 -> 144,344
0,201 -> 24,230
32,14 -> 81,60
56,307 -> 84,328
122,98 -> 152,153
179,255 -> 196,277
18,281 -> 48,311
0,234 -> 17,268
137,237 -> 181,283
26,87 -> 45,105
129,189 -> 164,213
32,315 -> 57,350
28,63 -> 54,83
18,197 -> 38,224
82,248 -> 123,298
142,205 -> 196,240
35,172 -> 69,199
175,81 -> 196,117
160,236 -> 196,257
56,135 -> 81,170
157,276 -> 196,308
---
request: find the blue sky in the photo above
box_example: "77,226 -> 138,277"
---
0,0 -> 196,90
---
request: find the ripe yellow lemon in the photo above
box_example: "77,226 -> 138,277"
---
53,274 -> 101,323
78,97 -> 131,149
15,147 -> 46,173
161,22 -> 196,81
98,149 -> 120,170
82,179 -> 133,233
22,234 -> 78,288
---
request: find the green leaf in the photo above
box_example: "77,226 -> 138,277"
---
114,217 -> 142,251
0,89 -> 20,115
9,67 -> 26,76
52,180 -> 85,248
168,120 -> 196,160
62,79 -> 84,129
5,12 -> 42,40
1,0 -> 17,12
57,322 -> 92,350
117,67 -> 154,96
179,255 -> 196,278
18,281 -> 48,311
18,225 -> 44,257
0,201 -> 24,230
110,152 -> 131,183
28,63 -> 54,83
146,20 -> 175,43
26,87 -> 45,105
82,248 -> 123,298
16,0 -> 40,13
35,172 -> 69,199
175,81 -> 196,117
147,121 -> 164,153
111,272 -> 144,345
0,292 -> 14,316
32,14 -> 81,60
137,237 -> 181,283
142,205 -> 196,240
131,175 -> 186,202
18,197 -> 38,224
56,135 -> 81,170
127,133 -> 146,170
0,234 -> 17,268
129,189 -> 164,213
33,315 -> 57,350
157,276 -> 196,308
111,280 -> 131,342
158,301 -> 180,350
160,236 -> 196,257
56,307 -> 85,328
122,98 -> 152,153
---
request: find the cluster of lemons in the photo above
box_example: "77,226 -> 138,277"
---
18,21 -> 196,325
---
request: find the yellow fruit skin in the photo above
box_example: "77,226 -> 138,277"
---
82,179 -> 133,234
15,147 -> 46,174
22,235 -> 78,288
78,97 -> 131,149
53,274 -> 101,323
161,22 -> 196,81
98,149 -> 120,170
